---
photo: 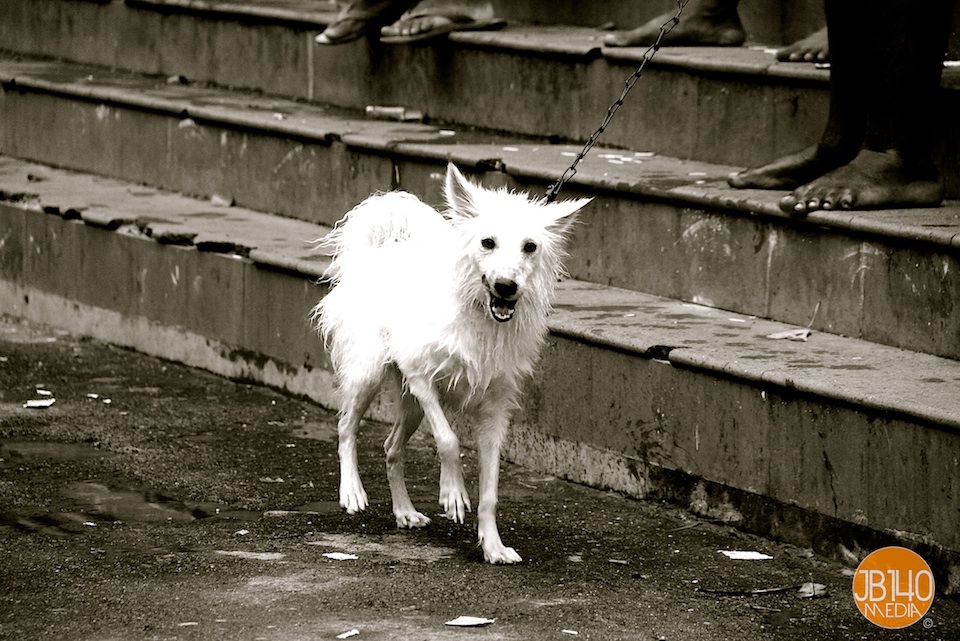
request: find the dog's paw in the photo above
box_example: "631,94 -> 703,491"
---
438,489 -> 471,524
483,543 -> 522,565
339,482 -> 368,515
395,509 -> 431,529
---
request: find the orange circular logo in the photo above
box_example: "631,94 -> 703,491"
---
853,546 -> 935,629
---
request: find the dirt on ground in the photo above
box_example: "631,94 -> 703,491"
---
1,315 -> 958,640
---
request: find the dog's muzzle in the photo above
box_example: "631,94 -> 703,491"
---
484,277 -> 520,323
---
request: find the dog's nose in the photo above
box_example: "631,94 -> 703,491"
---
493,278 -> 518,300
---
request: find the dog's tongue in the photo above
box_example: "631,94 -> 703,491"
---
489,296 -> 516,323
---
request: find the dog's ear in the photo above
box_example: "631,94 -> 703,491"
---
546,197 -> 592,236
444,163 -> 481,220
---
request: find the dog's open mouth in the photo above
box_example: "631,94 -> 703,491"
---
488,293 -> 517,323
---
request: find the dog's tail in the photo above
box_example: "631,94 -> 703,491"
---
315,190 -> 440,285
311,190 -> 448,349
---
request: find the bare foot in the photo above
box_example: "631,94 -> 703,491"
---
779,149 -> 944,214
728,145 -> 855,190
776,27 -> 829,62
603,4 -> 745,48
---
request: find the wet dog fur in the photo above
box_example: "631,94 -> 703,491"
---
313,163 -> 590,563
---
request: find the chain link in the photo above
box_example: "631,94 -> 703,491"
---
545,1 -> 690,202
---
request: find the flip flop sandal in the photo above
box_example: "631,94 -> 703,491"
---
379,15 -> 506,44
316,0 -> 417,45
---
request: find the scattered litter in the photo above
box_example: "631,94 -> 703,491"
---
719,550 -> 772,560
337,630 -> 360,639
608,559 -> 629,565
749,604 -> 782,613
364,105 -> 423,122
634,151 -> 655,157
445,616 -> 496,627
766,328 -> 812,342
323,552 -> 359,561
502,147 -> 519,152
567,554 -> 583,563
727,318 -> 747,323
798,582 -> 828,598
36,388 -> 53,396
177,621 -> 199,627
102,398 -> 112,405
235,529 -> 250,536
561,151 -> 577,157
0,356 -> 7,362
439,129 -> 456,137
83,521 -> 97,527
23,398 -> 56,409
561,630 -> 579,636
210,194 -> 234,207
87,393 -> 100,399
688,171 -> 707,177
166,74 -> 189,85
259,477 -> 285,483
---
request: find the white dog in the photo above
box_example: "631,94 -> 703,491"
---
313,163 -> 590,563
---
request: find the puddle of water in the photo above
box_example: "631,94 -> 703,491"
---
0,440 -> 112,462
291,420 -> 338,442
290,501 -> 344,516
66,482 -> 198,524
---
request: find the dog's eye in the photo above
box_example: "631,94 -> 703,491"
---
481,237 -> 496,250
522,241 -> 538,254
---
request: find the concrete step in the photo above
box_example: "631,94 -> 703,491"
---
3,0 -> 959,187
1,155 -> 959,591
3,54 -> 960,363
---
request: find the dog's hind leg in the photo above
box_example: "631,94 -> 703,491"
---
405,374 -> 472,524
383,369 -> 430,528
337,374 -> 381,515
475,385 -> 522,564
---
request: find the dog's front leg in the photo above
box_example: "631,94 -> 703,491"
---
405,375 -> 471,523
476,392 -> 522,564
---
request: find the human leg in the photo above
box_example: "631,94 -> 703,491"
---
603,0 -> 745,48
730,0 -> 868,191
780,0 -> 955,213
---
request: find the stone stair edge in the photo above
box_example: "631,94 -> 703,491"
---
3,54 -> 960,251
106,0 -> 960,86
3,155 -> 960,434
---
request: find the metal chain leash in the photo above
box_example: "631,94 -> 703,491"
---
545,0 -> 690,203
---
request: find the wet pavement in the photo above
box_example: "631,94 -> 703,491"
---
1,315 -> 959,640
